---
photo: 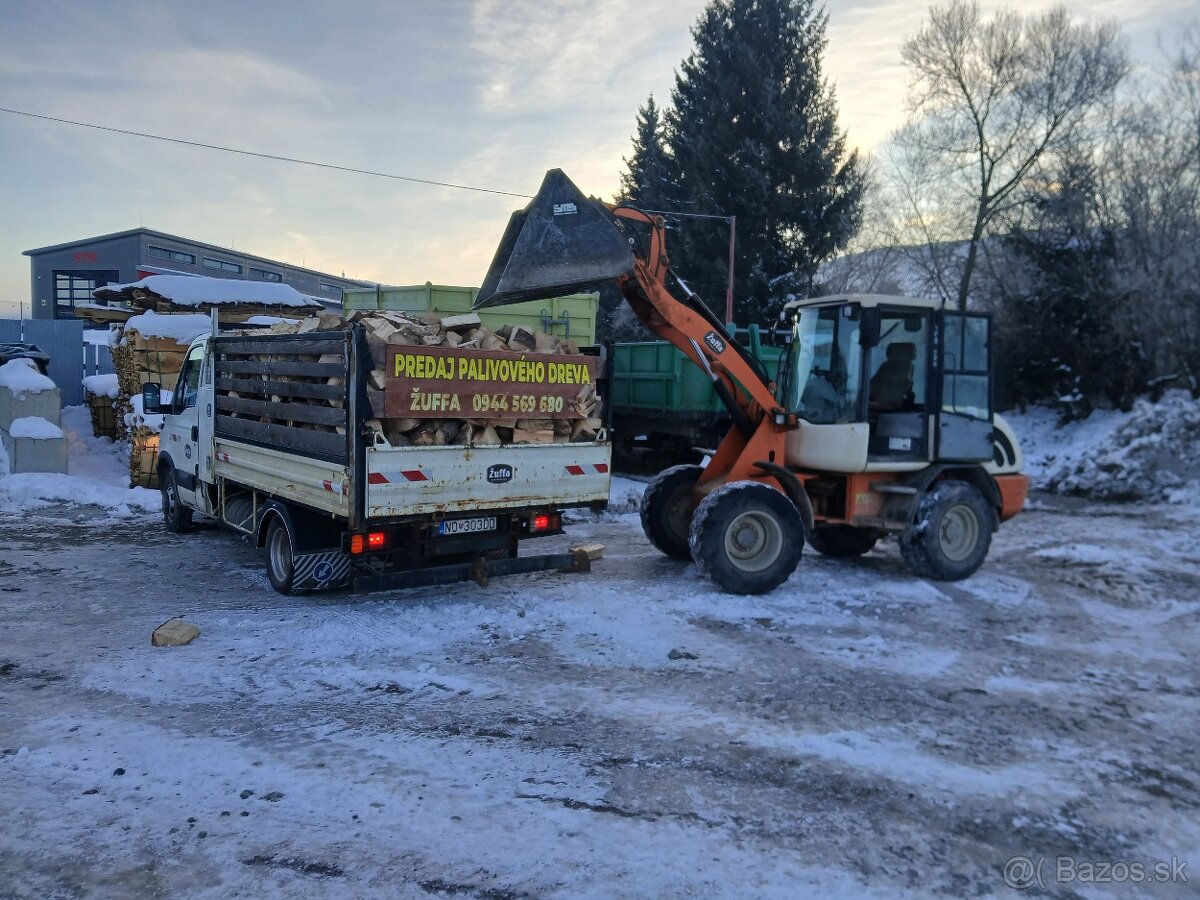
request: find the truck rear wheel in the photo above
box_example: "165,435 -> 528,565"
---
640,464 -> 703,559
807,525 -> 877,558
688,482 -> 804,595
161,467 -> 193,533
899,481 -> 992,581
265,517 -> 297,594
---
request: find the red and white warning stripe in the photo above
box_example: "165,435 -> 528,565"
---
565,463 -> 609,476
368,469 -> 429,485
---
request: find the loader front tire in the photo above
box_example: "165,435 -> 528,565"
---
689,482 -> 804,595
899,480 -> 992,581
640,464 -> 703,559
265,516 -> 297,595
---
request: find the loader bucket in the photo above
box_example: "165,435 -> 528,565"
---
475,169 -> 635,308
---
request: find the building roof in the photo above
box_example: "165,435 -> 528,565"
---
22,227 -> 370,286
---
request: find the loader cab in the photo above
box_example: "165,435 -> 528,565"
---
779,294 -> 993,472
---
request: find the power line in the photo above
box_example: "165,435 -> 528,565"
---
0,106 -> 534,199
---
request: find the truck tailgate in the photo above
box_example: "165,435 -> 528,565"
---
366,442 -> 610,518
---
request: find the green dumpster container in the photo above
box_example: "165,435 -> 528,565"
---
611,325 -> 784,413
343,283 -> 598,345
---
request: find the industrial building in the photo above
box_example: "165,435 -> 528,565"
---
22,228 -> 367,319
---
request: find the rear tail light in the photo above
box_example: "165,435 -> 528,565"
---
530,513 -> 560,533
350,532 -> 387,554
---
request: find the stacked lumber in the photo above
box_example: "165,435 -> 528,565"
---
233,310 -> 604,448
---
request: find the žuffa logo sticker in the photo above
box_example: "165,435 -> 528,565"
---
487,464 -> 514,484
704,331 -> 727,354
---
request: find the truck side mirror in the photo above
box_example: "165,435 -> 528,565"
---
142,382 -> 164,414
859,307 -> 881,347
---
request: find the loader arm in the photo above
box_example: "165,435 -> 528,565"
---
475,169 -> 798,500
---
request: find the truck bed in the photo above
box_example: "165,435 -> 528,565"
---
209,327 -> 610,524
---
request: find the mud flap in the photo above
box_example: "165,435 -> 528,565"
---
291,549 -> 352,593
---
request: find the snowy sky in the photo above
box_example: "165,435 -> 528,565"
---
0,0 -> 1193,317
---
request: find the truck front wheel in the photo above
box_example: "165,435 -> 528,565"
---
640,464 -> 703,559
161,467 -> 193,533
688,482 -> 804,595
265,517 -> 297,594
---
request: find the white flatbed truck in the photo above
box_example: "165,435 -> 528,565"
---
143,324 -> 611,593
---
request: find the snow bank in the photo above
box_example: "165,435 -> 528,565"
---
8,417 -> 64,440
82,373 -> 119,399
125,310 -> 212,343
1007,392 -> 1200,502
96,274 -> 322,309
0,358 -> 56,397
0,406 -> 159,515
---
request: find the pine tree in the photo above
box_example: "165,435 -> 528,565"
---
617,95 -> 675,210
665,0 -> 864,323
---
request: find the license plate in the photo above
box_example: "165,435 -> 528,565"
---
438,516 -> 497,537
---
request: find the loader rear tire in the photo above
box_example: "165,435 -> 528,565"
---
640,464 -> 703,560
807,525 -> 877,558
265,516 -> 297,595
899,480 -> 991,581
688,482 -> 804,595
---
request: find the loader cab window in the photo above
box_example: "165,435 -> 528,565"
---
865,308 -> 931,461
784,305 -> 862,424
867,310 -> 929,413
173,345 -> 204,413
942,313 -> 990,419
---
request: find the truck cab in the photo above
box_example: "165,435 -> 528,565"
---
157,337 -> 215,516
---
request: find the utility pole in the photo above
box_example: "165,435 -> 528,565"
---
725,215 -> 736,325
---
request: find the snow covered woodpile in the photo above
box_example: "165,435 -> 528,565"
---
233,309 -> 603,449
82,374 -> 120,440
0,359 -> 68,475
88,274 -> 324,319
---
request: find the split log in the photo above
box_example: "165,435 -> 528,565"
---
441,313 -> 481,332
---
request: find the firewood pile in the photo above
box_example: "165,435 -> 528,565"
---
235,309 -> 604,447
84,392 -> 118,440
111,321 -> 200,488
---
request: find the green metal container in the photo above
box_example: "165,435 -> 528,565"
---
611,325 -> 784,413
343,283 -> 598,345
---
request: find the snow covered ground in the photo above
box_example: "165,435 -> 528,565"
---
1,409 -> 1198,897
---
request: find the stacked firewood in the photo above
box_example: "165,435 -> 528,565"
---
111,323 -> 198,488
241,310 -> 603,447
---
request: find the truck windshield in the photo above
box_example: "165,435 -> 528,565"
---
782,306 -> 862,424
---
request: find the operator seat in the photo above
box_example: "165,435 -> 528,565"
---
869,342 -> 916,410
